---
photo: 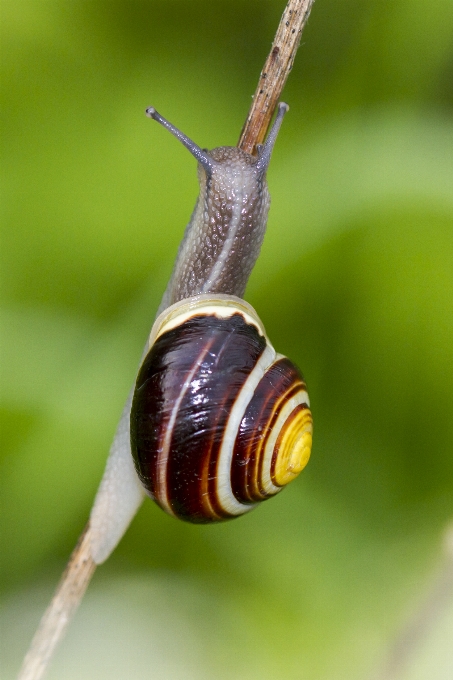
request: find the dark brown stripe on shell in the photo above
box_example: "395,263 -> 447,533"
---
231,357 -> 306,503
130,313 -> 267,523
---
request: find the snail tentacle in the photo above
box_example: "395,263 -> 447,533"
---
145,106 -> 215,173
255,102 -> 289,174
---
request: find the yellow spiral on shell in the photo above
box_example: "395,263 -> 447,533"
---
273,406 -> 313,486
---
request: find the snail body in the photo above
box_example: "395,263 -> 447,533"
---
147,104 -> 285,313
129,103 -> 312,523
130,294 -> 312,522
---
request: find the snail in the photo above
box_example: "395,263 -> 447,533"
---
89,103 -> 312,562
130,104 -> 313,523
17,13 -> 320,676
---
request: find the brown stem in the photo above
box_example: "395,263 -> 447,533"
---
17,525 -> 96,680
238,0 -> 316,154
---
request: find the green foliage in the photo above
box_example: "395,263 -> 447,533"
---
1,1 -> 452,678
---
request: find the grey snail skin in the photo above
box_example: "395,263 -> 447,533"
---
89,103 -> 312,560
150,104 -> 284,313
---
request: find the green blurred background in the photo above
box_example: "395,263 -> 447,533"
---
1,1 -> 453,678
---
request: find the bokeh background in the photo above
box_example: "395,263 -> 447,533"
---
1,1 -> 453,678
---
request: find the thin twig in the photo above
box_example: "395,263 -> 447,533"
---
238,0 -> 316,154
369,522 -> 453,680
17,524 -> 96,680
17,3 -> 314,678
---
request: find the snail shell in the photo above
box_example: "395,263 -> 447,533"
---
130,294 -> 312,523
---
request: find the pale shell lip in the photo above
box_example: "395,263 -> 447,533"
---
148,294 -> 271,349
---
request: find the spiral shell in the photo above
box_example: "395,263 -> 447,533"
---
130,295 -> 312,523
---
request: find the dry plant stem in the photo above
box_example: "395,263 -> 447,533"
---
369,522 -> 453,680
17,3 -> 314,679
17,525 -> 96,680
238,0 -> 316,154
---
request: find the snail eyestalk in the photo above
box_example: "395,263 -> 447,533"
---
146,106 -> 214,173
255,102 -> 289,173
